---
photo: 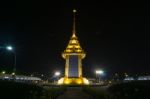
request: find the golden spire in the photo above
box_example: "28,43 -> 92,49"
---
72,9 -> 76,37
62,9 -> 86,59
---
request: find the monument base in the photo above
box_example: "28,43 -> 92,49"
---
57,77 -> 89,85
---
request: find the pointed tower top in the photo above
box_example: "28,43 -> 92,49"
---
72,9 -> 76,37
62,9 -> 86,59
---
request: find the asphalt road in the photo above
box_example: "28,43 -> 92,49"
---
57,87 -> 93,99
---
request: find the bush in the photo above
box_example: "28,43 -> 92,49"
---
0,80 -> 66,99
108,81 -> 150,99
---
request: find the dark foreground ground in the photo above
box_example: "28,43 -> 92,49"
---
0,80 -> 66,99
57,87 -> 93,99
0,80 -> 150,99
83,81 -> 150,99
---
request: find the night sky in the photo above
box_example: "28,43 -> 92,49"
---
0,0 -> 150,77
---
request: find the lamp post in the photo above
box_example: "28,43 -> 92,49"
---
95,70 -> 104,84
0,45 -> 16,80
54,71 -> 60,84
6,46 -> 16,73
6,46 -> 17,81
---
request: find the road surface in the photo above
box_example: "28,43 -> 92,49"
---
57,87 -> 93,99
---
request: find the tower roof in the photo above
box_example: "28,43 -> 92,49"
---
62,9 -> 85,56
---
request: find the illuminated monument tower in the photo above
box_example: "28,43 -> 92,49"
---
58,10 -> 89,85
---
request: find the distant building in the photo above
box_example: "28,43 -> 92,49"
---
138,76 -> 150,80
0,74 -> 42,83
124,76 -> 150,81
124,77 -> 135,81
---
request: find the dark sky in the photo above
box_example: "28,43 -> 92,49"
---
0,0 -> 150,77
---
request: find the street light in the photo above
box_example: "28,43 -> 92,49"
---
0,45 -> 17,80
6,46 -> 13,51
95,70 -> 104,75
54,71 -> 61,84
12,72 -> 15,75
55,71 -> 60,76
2,71 -> 6,74
6,46 -> 16,73
0,45 -> 16,74
95,70 -> 104,84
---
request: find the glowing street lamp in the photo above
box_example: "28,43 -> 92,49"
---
6,46 -> 13,51
12,72 -> 15,75
124,73 -> 129,77
0,45 -> 16,77
95,70 -> 104,83
95,70 -> 104,75
55,71 -> 60,76
6,46 -> 16,73
11,72 -> 16,81
54,71 -> 61,84
2,71 -> 6,74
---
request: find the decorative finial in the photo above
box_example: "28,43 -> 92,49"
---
72,9 -> 76,37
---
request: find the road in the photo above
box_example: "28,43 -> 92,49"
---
57,87 -> 93,99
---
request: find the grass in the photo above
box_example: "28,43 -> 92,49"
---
1,80 -> 150,99
0,80 -> 66,99
82,86 -> 110,99
83,81 -> 150,99
108,81 -> 150,99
